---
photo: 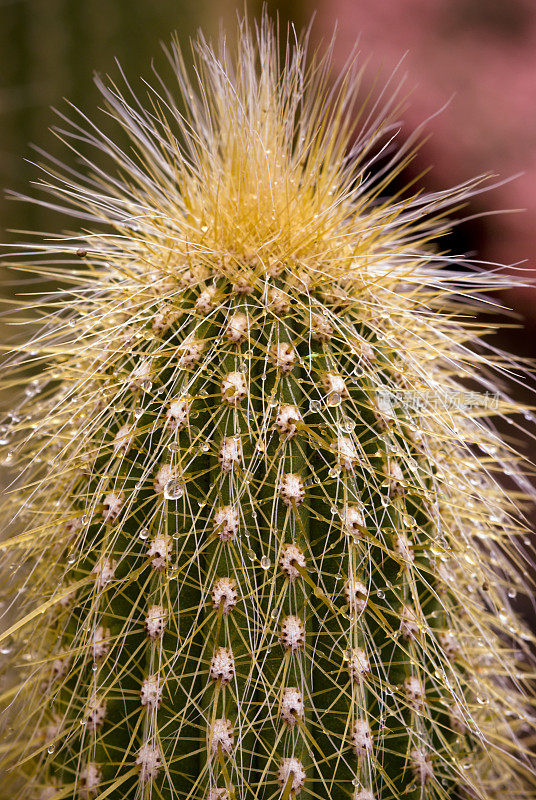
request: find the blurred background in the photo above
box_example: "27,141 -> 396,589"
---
0,1 -> 535,595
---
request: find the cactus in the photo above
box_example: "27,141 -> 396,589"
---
0,15 -> 535,800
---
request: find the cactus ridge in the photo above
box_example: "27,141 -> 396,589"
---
0,15 -> 535,800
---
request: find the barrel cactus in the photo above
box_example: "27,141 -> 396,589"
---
0,16 -> 534,800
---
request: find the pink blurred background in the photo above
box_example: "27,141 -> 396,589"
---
311,0 -> 536,324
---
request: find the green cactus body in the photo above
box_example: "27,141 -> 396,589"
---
0,16 -> 535,800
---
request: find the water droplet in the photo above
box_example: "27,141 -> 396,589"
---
139,528 -> 149,540
508,588 -> 517,599
339,419 -> 355,433
67,553 -> 76,565
0,427 -> 11,446
330,505 -> 338,515
377,589 -> 385,600
47,744 -> 55,755
309,401 -> 322,413
92,662 -> 98,671
327,392 -> 341,407
328,467 -> 341,478
200,443 -> 210,453
164,480 -> 184,501
248,549 -> 256,561
260,555 -> 271,570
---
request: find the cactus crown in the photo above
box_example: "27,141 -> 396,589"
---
0,14 -> 535,800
